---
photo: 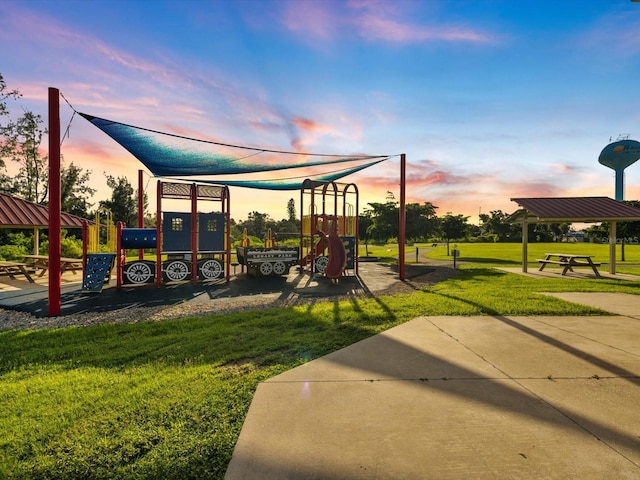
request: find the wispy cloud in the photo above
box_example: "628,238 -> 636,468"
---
575,9 -> 640,59
349,0 -> 493,44
281,0 -> 494,45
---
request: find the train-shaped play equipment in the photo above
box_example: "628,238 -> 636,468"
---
81,181 -> 231,292
236,229 -> 300,277
79,178 -> 359,292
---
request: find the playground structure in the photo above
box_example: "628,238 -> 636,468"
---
81,180 -> 231,292
234,179 -> 358,280
46,87 -> 406,315
79,177 -> 358,290
299,179 -> 358,280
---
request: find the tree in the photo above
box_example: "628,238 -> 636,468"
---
364,201 -> 440,244
358,211 -> 374,256
440,214 -> 470,245
0,109 -> 49,203
287,198 -> 296,222
479,210 -> 520,242
584,200 -> 640,260
365,201 -> 398,243
61,162 -> 96,218
406,202 -> 439,242
237,211 -> 272,238
0,74 -> 21,173
99,174 -> 138,226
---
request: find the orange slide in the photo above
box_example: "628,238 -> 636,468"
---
322,231 -> 347,279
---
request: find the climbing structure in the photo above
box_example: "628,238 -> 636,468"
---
299,180 -> 358,280
81,208 -> 117,292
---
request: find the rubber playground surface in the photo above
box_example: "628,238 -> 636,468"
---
0,261 -> 435,318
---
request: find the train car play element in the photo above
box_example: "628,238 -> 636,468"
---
236,246 -> 300,277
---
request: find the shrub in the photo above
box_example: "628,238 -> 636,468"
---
0,244 -> 28,261
40,236 -> 83,258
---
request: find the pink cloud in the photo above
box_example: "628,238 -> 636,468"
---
292,117 -> 323,132
281,0 -> 494,45
507,181 -> 561,198
65,139 -> 115,159
282,0 -> 337,41
576,11 -> 640,58
350,1 -> 493,44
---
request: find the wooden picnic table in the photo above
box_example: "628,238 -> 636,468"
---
23,255 -> 84,277
537,253 -> 601,278
0,261 -> 35,283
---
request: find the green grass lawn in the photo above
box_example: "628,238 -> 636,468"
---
421,241 -> 640,265
2,243 -> 640,479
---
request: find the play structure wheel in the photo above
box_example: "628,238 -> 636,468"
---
164,260 -> 190,282
272,261 -> 287,275
259,261 -> 273,276
125,261 -> 153,284
200,259 -> 223,280
315,256 -> 329,274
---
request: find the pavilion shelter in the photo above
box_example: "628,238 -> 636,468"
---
506,196 -> 640,274
0,192 -> 88,255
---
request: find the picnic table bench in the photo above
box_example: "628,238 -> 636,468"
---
0,261 -> 35,283
537,253 -> 601,278
23,255 -> 83,277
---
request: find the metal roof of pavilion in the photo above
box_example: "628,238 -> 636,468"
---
0,192 -> 89,229
507,196 -> 640,223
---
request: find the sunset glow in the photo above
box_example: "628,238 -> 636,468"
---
2,0 -> 640,222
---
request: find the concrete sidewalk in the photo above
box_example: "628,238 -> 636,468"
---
226,294 -> 640,479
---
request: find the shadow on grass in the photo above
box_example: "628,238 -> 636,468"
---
3,264 -> 640,479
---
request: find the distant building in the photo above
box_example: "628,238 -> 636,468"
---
565,231 -> 586,242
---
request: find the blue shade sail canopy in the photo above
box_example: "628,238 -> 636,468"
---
183,156 -> 390,190
79,113 -> 393,189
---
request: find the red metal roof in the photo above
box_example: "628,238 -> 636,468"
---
509,196 -> 640,223
0,192 -> 89,229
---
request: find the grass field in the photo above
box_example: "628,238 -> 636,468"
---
1,242 -> 639,479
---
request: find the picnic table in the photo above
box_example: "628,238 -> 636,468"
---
537,253 -> 601,278
0,261 -> 35,283
23,255 -> 83,277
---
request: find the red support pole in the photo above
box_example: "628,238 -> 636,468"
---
191,183 -> 198,285
48,88 -> 61,316
116,222 -> 123,290
156,180 -> 162,288
399,153 -> 406,281
224,187 -> 231,283
138,169 -> 144,260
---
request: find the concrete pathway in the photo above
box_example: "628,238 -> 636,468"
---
226,294 -> 640,479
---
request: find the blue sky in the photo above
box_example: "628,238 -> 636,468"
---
2,0 -> 640,222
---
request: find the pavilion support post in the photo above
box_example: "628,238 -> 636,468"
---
399,153 -> 406,281
609,221 -> 617,274
48,87 -> 61,317
521,217 -> 528,272
34,228 -> 39,255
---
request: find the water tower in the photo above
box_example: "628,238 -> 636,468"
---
598,138 -> 640,200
